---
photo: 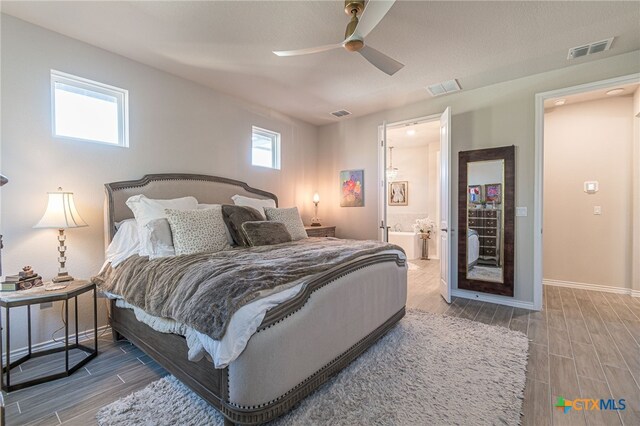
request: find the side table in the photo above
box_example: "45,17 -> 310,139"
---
0,280 -> 97,392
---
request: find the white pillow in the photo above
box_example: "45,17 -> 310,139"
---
105,219 -> 140,267
125,195 -> 198,256
165,206 -> 230,255
264,207 -> 308,241
231,195 -> 276,219
197,204 -> 234,246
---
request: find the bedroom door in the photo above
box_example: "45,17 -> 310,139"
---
439,107 -> 452,303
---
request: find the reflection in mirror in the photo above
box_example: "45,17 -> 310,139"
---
458,145 -> 514,297
466,160 -> 504,283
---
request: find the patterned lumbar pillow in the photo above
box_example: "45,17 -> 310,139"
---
241,221 -> 292,247
264,207 -> 308,241
165,206 -> 229,255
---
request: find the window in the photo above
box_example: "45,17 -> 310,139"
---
51,70 -> 128,147
251,126 -> 280,169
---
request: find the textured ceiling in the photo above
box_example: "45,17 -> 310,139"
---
2,1 -> 639,125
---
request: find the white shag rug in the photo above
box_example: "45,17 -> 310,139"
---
97,310 -> 528,426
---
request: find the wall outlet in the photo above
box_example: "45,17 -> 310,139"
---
516,207 -> 528,217
594,206 -> 602,215
40,302 -> 53,309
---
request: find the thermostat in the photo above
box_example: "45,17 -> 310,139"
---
584,181 -> 598,194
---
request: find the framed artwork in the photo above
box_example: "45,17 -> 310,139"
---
468,185 -> 483,204
485,183 -> 502,203
340,170 -> 364,207
388,181 -> 408,206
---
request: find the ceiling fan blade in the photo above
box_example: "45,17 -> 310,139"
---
352,0 -> 396,39
358,45 -> 404,75
273,44 -> 342,57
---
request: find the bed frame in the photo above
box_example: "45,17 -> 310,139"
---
104,174 -> 407,425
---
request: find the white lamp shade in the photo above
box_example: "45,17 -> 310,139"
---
313,193 -> 320,203
34,190 -> 88,229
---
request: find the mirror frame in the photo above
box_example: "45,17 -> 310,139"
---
457,146 -> 515,296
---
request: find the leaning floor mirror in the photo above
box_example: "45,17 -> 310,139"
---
458,146 -> 515,296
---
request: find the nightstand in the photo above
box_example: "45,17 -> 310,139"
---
0,280 -> 97,392
305,225 -> 336,238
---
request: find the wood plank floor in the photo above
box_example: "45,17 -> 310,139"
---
3,259 -> 639,425
407,259 -> 640,426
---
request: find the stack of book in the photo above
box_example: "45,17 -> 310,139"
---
1,274 -> 44,291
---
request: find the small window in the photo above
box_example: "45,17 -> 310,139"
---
251,126 -> 280,169
51,70 -> 128,147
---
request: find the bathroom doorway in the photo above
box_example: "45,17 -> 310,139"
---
384,119 -> 441,260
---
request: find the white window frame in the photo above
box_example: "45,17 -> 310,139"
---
51,70 -> 129,147
251,126 -> 281,170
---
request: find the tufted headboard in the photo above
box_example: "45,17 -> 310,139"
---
104,173 -> 278,243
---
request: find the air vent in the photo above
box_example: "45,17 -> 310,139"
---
330,109 -> 352,118
567,37 -> 614,60
427,79 -> 461,97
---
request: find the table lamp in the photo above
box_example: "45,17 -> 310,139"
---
310,192 -> 321,227
34,188 -> 87,282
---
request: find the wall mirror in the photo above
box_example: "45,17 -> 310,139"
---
458,146 -> 515,296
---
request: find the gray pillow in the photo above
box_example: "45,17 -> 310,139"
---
145,218 -> 175,258
241,221 -> 292,247
264,207 -> 308,241
221,205 -> 264,247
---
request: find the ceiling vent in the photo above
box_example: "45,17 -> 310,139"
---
427,79 -> 461,97
330,109 -> 352,118
567,37 -> 614,60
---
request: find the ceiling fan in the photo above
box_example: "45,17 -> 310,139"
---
273,0 -> 404,76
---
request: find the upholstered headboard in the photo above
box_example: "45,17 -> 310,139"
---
104,173 -> 278,242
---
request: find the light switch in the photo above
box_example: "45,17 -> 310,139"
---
584,181 -> 599,194
594,206 -> 602,215
516,207 -> 528,217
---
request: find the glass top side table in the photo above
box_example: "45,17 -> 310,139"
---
0,280 -> 98,392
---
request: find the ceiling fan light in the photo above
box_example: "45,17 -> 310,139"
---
344,39 -> 364,52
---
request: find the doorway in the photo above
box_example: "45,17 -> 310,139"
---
534,74 -> 640,309
379,108 -> 452,302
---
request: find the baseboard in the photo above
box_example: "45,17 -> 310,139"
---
451,289 -> 536,310
2,325 -> 111,364
543,279 -> 638,296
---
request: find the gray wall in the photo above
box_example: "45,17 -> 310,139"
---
0,15 -> 318,349
317,50 -> 640,306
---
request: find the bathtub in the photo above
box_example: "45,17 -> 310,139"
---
388,231 -> 422,260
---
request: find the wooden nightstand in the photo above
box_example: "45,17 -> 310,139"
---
0,280 -> 98,392
305,225 -> 336,238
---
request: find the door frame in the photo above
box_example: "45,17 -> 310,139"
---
533,73 -> 640,310
377,112 -> 449,270
378,113 -> 443,238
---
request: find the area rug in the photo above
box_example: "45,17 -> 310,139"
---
96,310 -> 528,426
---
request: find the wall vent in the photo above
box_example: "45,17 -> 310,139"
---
330,109 -> 352,118
567,37 -> 614,60
427,79 -> 461,97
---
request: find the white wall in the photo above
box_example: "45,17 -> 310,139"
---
0,15 -> 318,348
543,96 -> 634,289
388,145 -> 429,216
632,87 -> 640,295
317,50 -> 640,306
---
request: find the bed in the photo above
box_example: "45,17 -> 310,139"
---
100,173 -> 407,425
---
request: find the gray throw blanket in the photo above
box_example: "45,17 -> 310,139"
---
93,238 -> 404,340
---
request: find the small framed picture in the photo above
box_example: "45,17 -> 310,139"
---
485,183 -> 502,204
389,181 -> 408,206
468,185 -> 483,204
